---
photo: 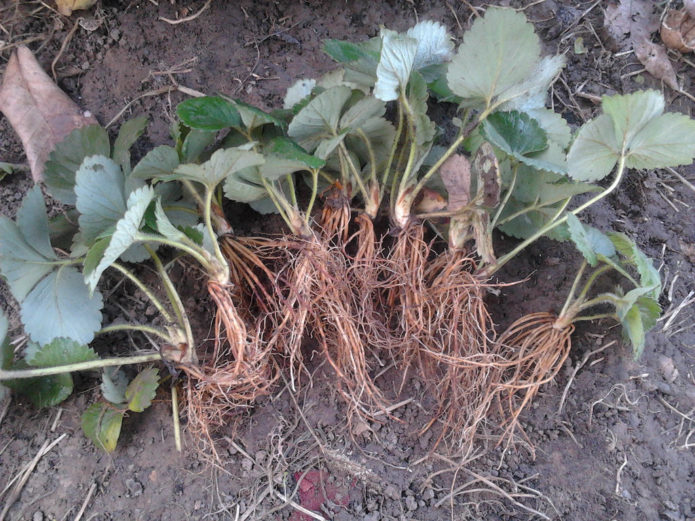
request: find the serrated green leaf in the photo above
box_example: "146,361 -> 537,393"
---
22,267 -> 103,345
323,38 -> 379,64
481,111 -> 548,156
181,128 -> 216,163
75,156 -> 127,245
223,166 -> 267,203
86,186 -> 155,292
101,368 -> 128,404
498,197 -> 569,241
566,214 -> 615,267
131,146 -> 180,180
607,232 -> 661,298
232,99 -> 285,130
512,165 -> 599,205
177,96 -> 241,131
113,116 -> 148,175
315,133 -> 347,161
154,199 -> 186,242
447,8 -> 539,109
125,367 -> 159,412
44,125 -> 111,205
25,337 -> 98,367
408,70 -> 435,147
82,403 -> 124,452
615,289 -> 661,358
498,55 -> 565,114
288,86 -> 352,151
624,113 -> 695,170
174,148 -> 265,190
602,90 -> 665,146
7,372 -> 73,408
284,78 -> 317,109
0,188 -> 60,302
524,108 -> 572,150
567,114 -> 619,182
339,96 -> 386,132
266,137 -> 325,170
374,28 -> 418,101
407,20 -> 454,69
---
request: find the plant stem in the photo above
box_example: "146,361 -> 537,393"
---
357,128 -> 378,187
572,313 -> 615,323
0,353 -> 162,380
340,143 -> 369,201
558,260 -> 588,319
260,177 -> 295,232
98,324 -> 176,344
203,187 -> 229,275
305,168 -> 320,223
381,100 -> 404,198
172,385 -> 182,452
110,262 -> 173,323
576,265 -> 612,303
484,154 -> 628,277
136,233 -> 211,271
410,131 -> 467,202
490,163 -> 518,230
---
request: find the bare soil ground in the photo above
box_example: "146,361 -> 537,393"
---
1,1 -> 695,520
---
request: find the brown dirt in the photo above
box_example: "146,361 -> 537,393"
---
2,1 -> 695,520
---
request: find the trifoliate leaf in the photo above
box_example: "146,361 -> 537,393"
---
615,289 -> 661,358
447,8 -> 540,109
22,267 -> 103,345
125,367 -> 159,412
288,86 -> 352,151
25,337 -> 98,367
181,129 -> 216,163
406,20 -> 454,69
174,148 -> 265,190
113,116 -> 148,175
6,371 -> 73,408
75,155 -> 126,245
44,125 -> 110,205
607,232 -> 662,298
131,146 -> 180,180
81,403 -> 124,452
232,99 -> 285,130
566,114 -> 618,181
566,214 -> 616,267
0,188 -> 60,302
568,91 -> 695,181
481,111 -> 548,157
176,96 -> 241,131
101,368 -> 128,405
374,29 -> 418,102
85,186 -> 155,292
284,78 -> 317,109
339,96 -> 386,132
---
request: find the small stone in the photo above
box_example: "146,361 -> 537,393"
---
33,512 -> 44,521
384,484 -> 400,500
364,513 -> 380,521
125,478 -> 143,497
241,458 -> 253,471
405,495 -> 417,511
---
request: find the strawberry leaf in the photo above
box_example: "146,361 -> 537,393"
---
125,367 -> 159,412
81,403 -> 124,452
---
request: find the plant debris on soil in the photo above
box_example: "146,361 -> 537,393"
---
1,1 -> 695,521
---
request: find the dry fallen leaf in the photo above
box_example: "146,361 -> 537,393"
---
472,142 -> 501,208
661,9 -> 695,53
0,46 -> 97,181
604,0 -> 659,52
439,153 -> 471,212
55,0 -> 97,16
634,38 -> 680,91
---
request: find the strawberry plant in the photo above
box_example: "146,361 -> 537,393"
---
2,7 -> 695,456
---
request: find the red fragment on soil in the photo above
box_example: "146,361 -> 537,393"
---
288,470 -> 351,521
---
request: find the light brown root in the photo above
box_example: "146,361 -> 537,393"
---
320,182 -> 351,244
495,312 -> 574,445
182,280 -> 276,459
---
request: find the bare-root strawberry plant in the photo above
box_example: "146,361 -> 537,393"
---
1,7 -> 695,459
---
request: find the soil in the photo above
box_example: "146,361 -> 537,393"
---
2,1 -> 695,520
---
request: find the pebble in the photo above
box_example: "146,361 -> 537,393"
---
384,484 -> 400,500
405,495 -> 417,511
33,512 -> 44,521
125,478 -> 143,497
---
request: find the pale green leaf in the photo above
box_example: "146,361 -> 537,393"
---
408,70 -> 435,146
125,367 -> 159,412
101,368 -> 128,404
284,78 -> 316,109
607,232 -> 662,298
406,20 -> 454,69
113,116 -> 148,175
602,90 -> 664,147
44,125 -> 110,205
131,146 -> 180,180
625,113 -> 695,169
567,114 -> 619,181
75,155 -> 126,245
223,166 -> 267,203
512,165 -> 599,206
566,214 -> 615,267
154,199 -> 186,242
498,55 -> 565,113
524,108 -> 572,149
16,186 -> 56,260
374,29 -> 418,101
174,148 -> 265,190
181,129 -> 216,163
615,288 -> 661,358
315,133 -> 347,160
82,403 -> 124,452
232,99 -> 285,130
339,96 -> 386,132
22,268 -> 103,345
447,8 -> 540,108
6,372 -> 73,408
86,186 -> 155,292
288,86 -> 352,151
